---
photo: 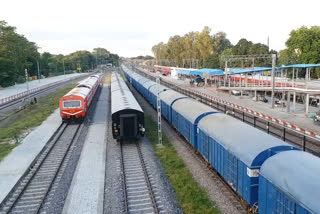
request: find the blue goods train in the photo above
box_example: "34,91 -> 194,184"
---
121,65 -> 320,214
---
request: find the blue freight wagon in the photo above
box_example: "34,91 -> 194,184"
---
148,84 -> 168,108
259,150 -> 320,214
197,113 -> 298,206
159,90 -> 187,122
140,80 -> 156,100
171,98 -> 218,149
136,77 -> 149,94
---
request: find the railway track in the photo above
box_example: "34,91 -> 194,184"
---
120,142 -> 163,214
0,123 -> 82,214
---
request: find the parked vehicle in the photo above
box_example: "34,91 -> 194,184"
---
314,110 -> 320,125
232,90 -> 241,96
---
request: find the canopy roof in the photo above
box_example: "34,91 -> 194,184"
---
278,64 -> 320,69
176,69 -> 197,75
177,68 -> 223,77
192,68 -> 223,76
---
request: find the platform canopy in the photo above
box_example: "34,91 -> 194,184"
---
277,64 -> 320,69
191,68 -> 224,77
229,67 -> 272,74
177,68 -> 223,77
215,67 -> 274,76
176,69 -> 196,75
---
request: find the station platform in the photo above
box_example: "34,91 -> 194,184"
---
62,84 -> 109,214
159,74 -> 320,136
0,109 -> 61,204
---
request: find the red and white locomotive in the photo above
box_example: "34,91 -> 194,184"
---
59,74 -> 101,122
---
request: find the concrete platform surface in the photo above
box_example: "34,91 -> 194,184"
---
62,85 -> 108,214
0,109 -> 61,203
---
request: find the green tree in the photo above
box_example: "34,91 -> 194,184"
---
194,26 -> 213,61
280,26 -> 320,64
212,32 -> 233,55
0,20 -> 39,87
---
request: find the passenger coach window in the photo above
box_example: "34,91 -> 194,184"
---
63,101 -> 81,108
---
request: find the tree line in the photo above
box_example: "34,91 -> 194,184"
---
151,26 -> 320,74
0,21 -> 119,87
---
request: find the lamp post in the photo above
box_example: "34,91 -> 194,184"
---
25,69 -> 30,102
63,59 -> 66,78
37,60 -> 40,83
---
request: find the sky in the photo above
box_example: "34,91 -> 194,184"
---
0,0 -> 319,57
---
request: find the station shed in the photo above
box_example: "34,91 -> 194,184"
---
277,64 -> 320,113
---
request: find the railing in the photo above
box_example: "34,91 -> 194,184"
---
0,74 -> 87,105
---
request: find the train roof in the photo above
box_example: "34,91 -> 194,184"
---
149,84 -> 168,96
143,80 -> 157,90
77,75 -> 99,89
172,98 -> 218,123
111,74 -> 127,91
260,150 -> 320,213
137,77 -> 150,85
111,72 -> 143,114
160,90 -> 187,106
198,114 -> 298,167
64,75 -> 99,99
131,73 -> 145,81
65,87 -> 91,99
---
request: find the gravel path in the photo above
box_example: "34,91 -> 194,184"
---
130,84 -> 247,214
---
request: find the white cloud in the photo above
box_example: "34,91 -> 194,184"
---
0,0 -> 319,57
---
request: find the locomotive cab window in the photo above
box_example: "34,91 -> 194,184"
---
63,100 -> 81,108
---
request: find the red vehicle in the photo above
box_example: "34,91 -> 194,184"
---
59,74 -> 101,122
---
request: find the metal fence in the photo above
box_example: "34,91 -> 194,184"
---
0,74 -> 88,106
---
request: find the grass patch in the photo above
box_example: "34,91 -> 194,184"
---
0,83 -> 76,161
144,113 -> 220,214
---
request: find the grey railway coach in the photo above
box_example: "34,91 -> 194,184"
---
111,72 -> 145,141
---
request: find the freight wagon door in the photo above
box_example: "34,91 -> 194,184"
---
226,153 -> 238,191
120,114 -> 137,139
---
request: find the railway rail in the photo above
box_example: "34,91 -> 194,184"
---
131,65 -> 320,157
120,142 -> 163,214
0,123 -> 82,214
